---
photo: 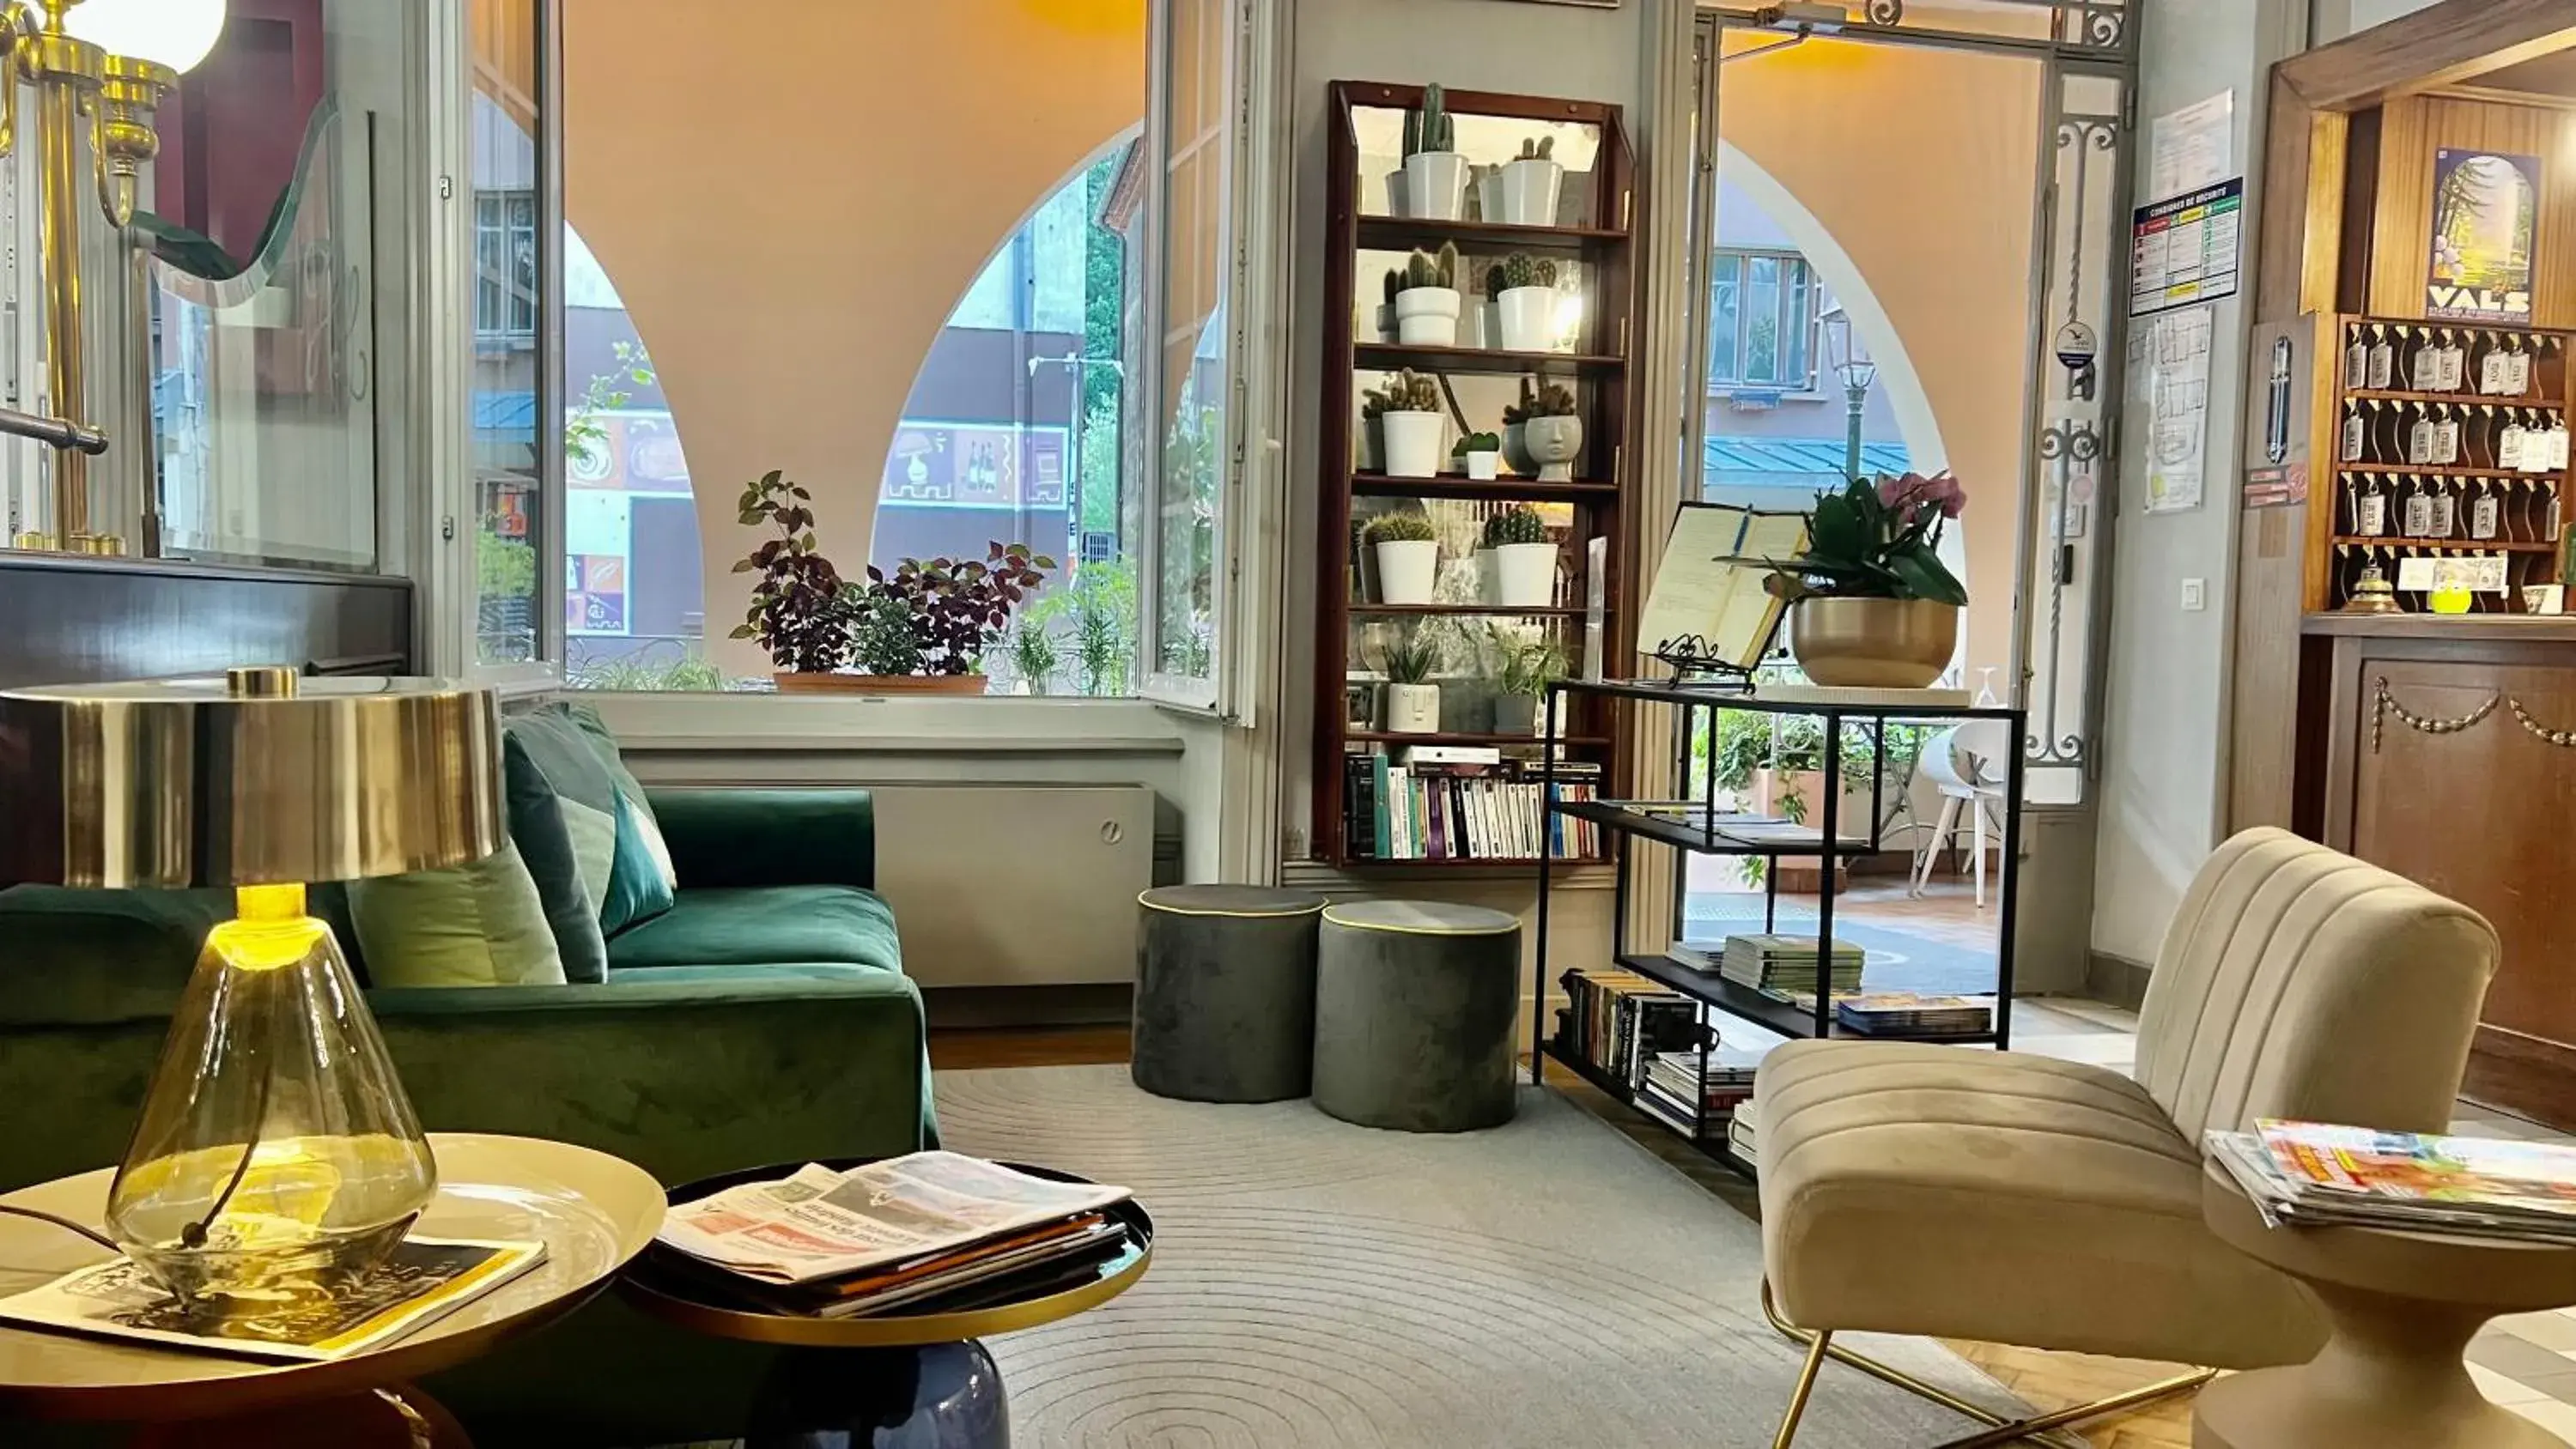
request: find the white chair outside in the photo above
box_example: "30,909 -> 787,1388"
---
1906,722 -> 2009,906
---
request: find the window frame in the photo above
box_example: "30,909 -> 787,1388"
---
1704,246 -> 1819,393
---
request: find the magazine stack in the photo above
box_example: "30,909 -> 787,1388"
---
1833,992 -> 1994,1038
2207,1120 -> 2576,1244
652,1152 -> 1136,1318
1669,934 -> 1865,999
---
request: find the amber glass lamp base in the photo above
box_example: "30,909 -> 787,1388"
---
105,884 -> 437,1304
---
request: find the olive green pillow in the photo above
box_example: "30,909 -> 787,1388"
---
347,841 -> 568,988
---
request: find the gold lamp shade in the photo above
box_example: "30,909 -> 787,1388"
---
0,668 -> 503,888
0,669 -> 501,1307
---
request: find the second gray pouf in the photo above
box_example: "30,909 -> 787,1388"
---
1312,900 -> 1522,1132
1133,885 -> 1326,1103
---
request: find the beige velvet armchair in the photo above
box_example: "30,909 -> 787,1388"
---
1754,827 -> 2500,1448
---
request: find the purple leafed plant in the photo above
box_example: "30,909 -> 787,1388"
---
855,543 -> 1058,677
729,469 -> 854,674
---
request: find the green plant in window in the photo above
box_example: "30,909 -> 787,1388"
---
1009,621 -> 1062,696
570,650 -> 731,692
847,588 -> 926,678
564,340 -> 656,472
476,529 -> 536,600
1074,591 -> 1129,695
729,468 -> 854,675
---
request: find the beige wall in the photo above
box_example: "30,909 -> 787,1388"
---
564,0 -> 1145,671
1716,34 -> 2043,689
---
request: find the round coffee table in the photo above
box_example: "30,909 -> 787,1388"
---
2197,1161 -> 2576,1449
619,1158 -> 1152,1448
0,1134 -> 664,1446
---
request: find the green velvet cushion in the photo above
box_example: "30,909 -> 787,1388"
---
501,737 -> 611,984
606,886 -> 902,973
644,789 -> 876,891
347,841 -> 568,988
0,883 -> 364,1022
566,703 -> 680,908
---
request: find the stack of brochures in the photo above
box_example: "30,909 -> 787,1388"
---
653,1151 -> 1134,1318
1700,934 -> 1866,997
1833,992 -> 1995,1038
2206,1120 -> 2576,1244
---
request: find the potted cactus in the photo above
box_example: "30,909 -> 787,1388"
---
1505,377 -> 1583,482
1488,253 -> 1560,353
1401,82 -> 1467,221
1364,368 -> 1446,480
1387,243 -> 1462,346
1376,623 -> 1443,734
1363,512 -> 1439,606
1500,135 -> 1564,226
1483,504 -> 1556,607
1452,429 -> 1502,481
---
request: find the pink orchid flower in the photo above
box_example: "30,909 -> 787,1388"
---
1876,470 -> 1966,522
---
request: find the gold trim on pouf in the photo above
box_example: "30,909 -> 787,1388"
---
1321,905 -> 1516,937
1137,890 -> 1327,919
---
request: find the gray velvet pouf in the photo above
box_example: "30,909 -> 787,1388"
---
1132,885 -> 1327,1103
1312,900 -> 1522,1132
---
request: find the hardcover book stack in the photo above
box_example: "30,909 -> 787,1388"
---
1555,966 -> 1700,1090
1632,1041 -> 1771,1141
1342,747 -> 1601,862
1832,992 -> 1994,1039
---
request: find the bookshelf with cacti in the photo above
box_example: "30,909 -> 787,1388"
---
1315,79 -> 1638,868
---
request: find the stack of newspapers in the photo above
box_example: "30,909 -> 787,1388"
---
654,1152 -> 1135,1318
2207,1120 -> 2576,1244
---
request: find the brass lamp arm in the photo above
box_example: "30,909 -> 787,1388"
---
0,400 -> 106,453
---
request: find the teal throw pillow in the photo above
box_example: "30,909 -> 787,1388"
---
501,724 -> 614,983
348,840 -> 568,988
563,703 -> 679,920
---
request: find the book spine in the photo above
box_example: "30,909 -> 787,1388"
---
1343,755 -> 1368,860
1373,754 -> 1393,860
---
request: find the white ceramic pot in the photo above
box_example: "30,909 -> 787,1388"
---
1464,449 -> 1499,481
1499,157 -> 1564,227
1492,541 -> 1557,607
1393,285 -> 1461,346
1373,537 -> 1438,604
1497,286 -> 1555,353
1473,165 -> 1502,222
1372,302 -> 1398,343
1522,415 -> 1583,482
1384,682 -> 1442,734
1378,409 -> 1445,480
1403,150 -> 1469,221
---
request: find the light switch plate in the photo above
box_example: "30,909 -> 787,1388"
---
2181,578 -> 2208,611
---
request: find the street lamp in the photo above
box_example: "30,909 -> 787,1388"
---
1819,303 -> 1876,482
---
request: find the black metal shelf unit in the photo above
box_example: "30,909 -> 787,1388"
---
1528,677 -> 2030,1173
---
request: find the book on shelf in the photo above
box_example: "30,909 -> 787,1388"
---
1728,1106 -> 1760,1167
1669,934 -> 1866,997
1832,992 -> 1995,1038
0,1236 -> 544,1363
1557,967 -> 1701,1090
2207,1119 -> 2576,1244
1341,750 -> 1603,861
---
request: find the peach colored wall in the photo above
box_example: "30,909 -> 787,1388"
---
563,0 -> 1145,671
1717,35 -> 2042,688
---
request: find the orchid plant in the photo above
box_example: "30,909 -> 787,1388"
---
1765,471 -> 1969,607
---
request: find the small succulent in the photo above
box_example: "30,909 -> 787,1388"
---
1391,242 -> 1460,293
1362,368 -> 1443,418
1376,625 -> 1441,685
1485,253 -> 1559,300
1451,431 -> 1502,457
1483,504 -> 1548,548
1403,83 -> 1453,158
1502,376 -> 1578,423
1363,512 -> 1437,546
1516,136 -> 1556,162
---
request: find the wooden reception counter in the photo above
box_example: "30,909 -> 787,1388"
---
2302,611 -> 2576,1124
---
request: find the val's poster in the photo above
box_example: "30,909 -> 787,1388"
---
2427,149 -> 2540,322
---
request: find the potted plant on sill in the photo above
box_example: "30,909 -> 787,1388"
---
1363,511 -> 1439,606
1499,135 -> 1563,227
1364,368 -> 1446,480
1487,253 -> 1558,353
1482,503 -> 1555,608
732,468 -> 859,690
1489,624 -> 1567,736
1765,472 -> 1968,688
841,544 -> 1057,695
1376,624 -> 1442,734
1388,243 -> 1462,346
1506,376 -> 1583,482
1453,430 -> 1502,481
1401,82 -> 1467,221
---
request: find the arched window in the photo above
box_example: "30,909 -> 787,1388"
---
872,140 -> 1142,696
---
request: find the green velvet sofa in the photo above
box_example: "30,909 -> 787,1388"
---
0,785 -> 934,1444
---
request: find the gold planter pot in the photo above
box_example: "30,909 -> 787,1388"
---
1788,597 -> 1959,688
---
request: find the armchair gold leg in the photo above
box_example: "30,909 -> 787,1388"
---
1771,1327 -> 1832,1449
1758,1279 -> 2215,1449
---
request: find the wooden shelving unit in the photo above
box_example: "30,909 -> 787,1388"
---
2308,314 -> 2576,612
1310,81 -> 1640,870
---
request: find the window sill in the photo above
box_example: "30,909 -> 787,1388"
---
574,692 -> 1191,755
1709,385 -> 1833,404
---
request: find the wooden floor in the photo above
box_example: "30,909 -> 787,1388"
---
931,1022 -> 2202,1446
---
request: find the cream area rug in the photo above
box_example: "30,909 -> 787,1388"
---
933,1064 -> 2038,1449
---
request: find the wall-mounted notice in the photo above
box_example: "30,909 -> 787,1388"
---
2148,91 -> 2233,198
2129,305 -> 2214,514
2131,179 -> 2243,317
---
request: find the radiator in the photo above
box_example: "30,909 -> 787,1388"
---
867,785 -> 1155,988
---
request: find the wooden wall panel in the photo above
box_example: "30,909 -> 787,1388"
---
2365,94 -> 2576,324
